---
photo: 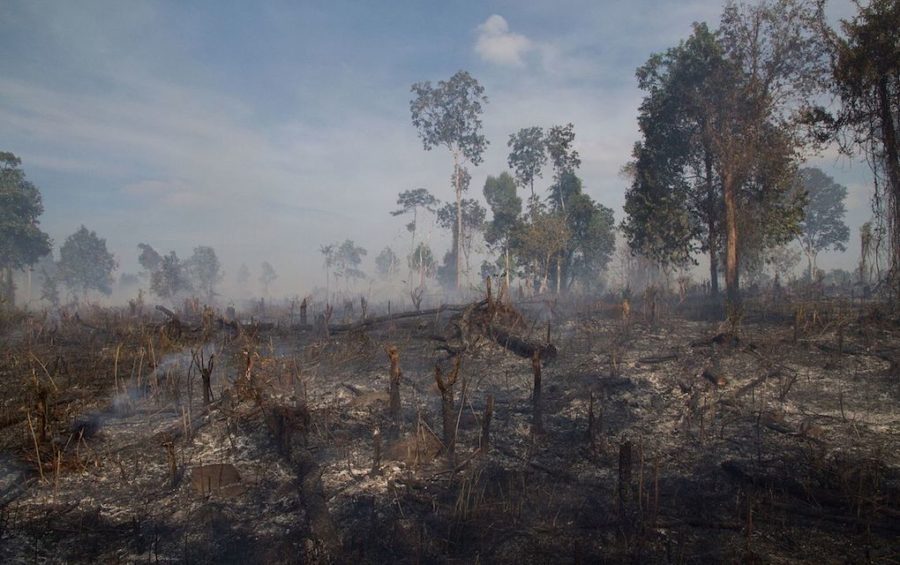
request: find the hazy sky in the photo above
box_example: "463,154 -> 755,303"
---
0,0 -> 869,295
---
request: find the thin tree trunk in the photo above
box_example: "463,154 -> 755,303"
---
454,153 -> 463,290
505,246 -> 511,298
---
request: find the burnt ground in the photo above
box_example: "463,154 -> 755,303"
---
0,296 -> 898,563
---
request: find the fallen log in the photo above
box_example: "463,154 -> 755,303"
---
290,303 -> 471,333
489,325 -> 557,361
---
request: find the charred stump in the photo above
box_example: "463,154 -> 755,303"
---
434,356 -> 461,459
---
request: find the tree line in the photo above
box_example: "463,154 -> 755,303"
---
2,0 -> 897,307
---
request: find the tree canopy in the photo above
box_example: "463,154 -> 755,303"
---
57,225 -> 117,297
796,167 -> 849,279
829,0 -> 900,295
186,246 -> 223,302
0,152 -> 51,303
410,70 -> 488,289
623,1 -> 825,305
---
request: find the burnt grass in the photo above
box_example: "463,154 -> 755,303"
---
0,294 -> 898,563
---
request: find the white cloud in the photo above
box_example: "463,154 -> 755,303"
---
474,15 -> 533,67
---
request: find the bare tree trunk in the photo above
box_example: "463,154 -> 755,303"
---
454,152 -> 463,290
723,172 -> 741,308
556,255 -> 562,295
505,246 -> 511,298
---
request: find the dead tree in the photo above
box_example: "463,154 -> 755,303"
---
192,349 -> 215,405
386,345 -> 402,438
434,356 -> 462,458
532,350 -> 544,435
299,297 -> 308,327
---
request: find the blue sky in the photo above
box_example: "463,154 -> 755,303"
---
0,0 -> 868,295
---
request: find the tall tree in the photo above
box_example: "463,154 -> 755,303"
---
483,172 -> 523,289
829,0 -> 900,296
0,152 -> 51,304
186,246 -> 223,302
410,70 -> 488,289
151,252 -> 191,300
796,167 -> 850,279
715,0 -> 828,306
507,127 -> 547,198
549,173 -> 616,292
624,2 -> 826,307
622,24 -> 728,292
57,226 -> 117,298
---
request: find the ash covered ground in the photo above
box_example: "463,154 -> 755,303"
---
0,294 -> 898,563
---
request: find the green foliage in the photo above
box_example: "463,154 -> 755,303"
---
622,23 -> 728,269
831,0 -> 900,292
0,152 -> 51,302
483,172 -> 522,249
507,127 -> 547,196
410,70 -> 488,288
545,123 -> 581,181
409,71 -> 488,164
560,186 -> 616,290
623,2 -> 823,302
512,208 -> 569,291
57,225 -> 117,297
